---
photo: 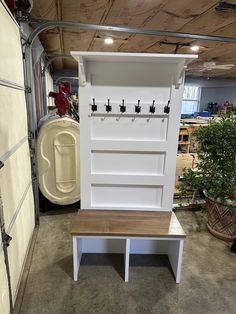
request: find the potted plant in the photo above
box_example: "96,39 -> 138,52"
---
179,115 -> 236,241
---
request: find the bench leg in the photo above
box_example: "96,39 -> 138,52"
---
73,236 -> 83,281
168,239 -> 184,284
124,239 -> 130,282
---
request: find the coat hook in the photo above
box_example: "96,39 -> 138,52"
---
91,98 -> 97,112
164,100 -> 170,114
135,99 -> 141,113
150,100 -> 156,113
105,98 -> 112,112
120,99 -> 126,113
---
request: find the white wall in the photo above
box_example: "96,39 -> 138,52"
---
185,77 -> 236,111
0,3 -> 35,313
200,86 -> 236,110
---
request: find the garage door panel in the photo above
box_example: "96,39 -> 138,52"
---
0,2 -> 24,85
0,3 -> 35,313
0,142 -> 32,230
7,187 -> 34,301
0,86 -> 28,158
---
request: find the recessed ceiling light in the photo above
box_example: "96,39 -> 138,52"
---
190,45 -> 200,52
104,37 -> 114,45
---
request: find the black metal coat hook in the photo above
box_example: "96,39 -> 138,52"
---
150,100 -> 156,113
164,100 -> 170,114
105,99 -> 112,112
120,99 -> 126,113
135,100 -> 141,113
91,98 -> 97,112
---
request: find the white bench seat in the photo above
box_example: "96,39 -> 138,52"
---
71,210 -> 186,283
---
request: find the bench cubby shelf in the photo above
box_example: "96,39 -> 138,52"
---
71,210 -> 186,283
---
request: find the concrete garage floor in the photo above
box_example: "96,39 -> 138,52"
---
16,209 -> 235,314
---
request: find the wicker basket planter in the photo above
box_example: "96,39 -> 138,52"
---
206,197 -> 236,241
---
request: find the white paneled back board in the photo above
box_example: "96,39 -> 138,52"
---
71,52 -> 197,211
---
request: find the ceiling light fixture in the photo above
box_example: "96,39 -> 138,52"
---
104,37 -> 114,45
190,45 -> 200,52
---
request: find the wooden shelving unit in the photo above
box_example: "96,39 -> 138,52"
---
178,126 -> 190,153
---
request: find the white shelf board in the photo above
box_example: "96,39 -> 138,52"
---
71,51 -> 197,65
71,51 -> 197,88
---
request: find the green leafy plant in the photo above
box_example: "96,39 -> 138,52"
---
179,116 -> 236,201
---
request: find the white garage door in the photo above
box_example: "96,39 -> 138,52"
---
0,2 -> 35,313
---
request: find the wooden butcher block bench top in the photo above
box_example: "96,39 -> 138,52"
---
71,210 -> 186,238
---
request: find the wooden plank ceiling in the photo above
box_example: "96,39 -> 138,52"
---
31,0 -> 236,78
